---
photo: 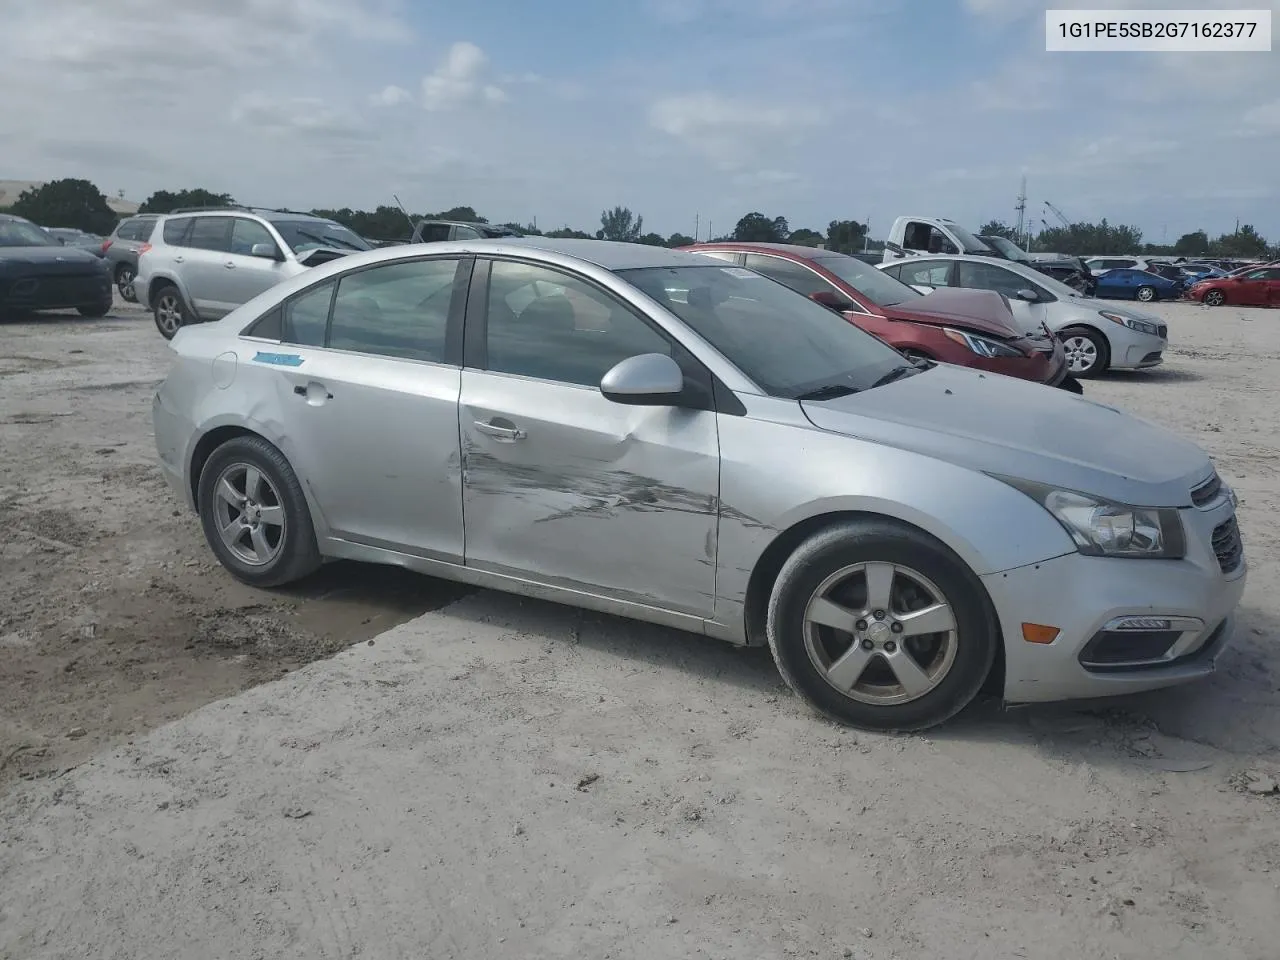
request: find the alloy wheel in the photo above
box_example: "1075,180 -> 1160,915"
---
802,561 -> 958,705
1062,335 -> 1098,374
209,463 -> 286,566
155,294 -> 182,336
1204,290 -> 1225,307
1136,285 -> 1155,302
117,267 -> 136,301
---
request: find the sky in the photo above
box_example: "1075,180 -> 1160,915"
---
1,0 -> 1277,244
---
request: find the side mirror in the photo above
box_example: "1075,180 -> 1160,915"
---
251,243 -> 282,260
810,290 -> 855,312
1014,288 -> 1040,302
600,353 -> 684,406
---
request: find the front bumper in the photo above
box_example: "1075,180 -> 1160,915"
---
0,271 -> 112,311
1107,326 -> 1167,370
984,502 -> 1246,703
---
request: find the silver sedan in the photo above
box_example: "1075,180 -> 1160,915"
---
152,238 -> 1245,730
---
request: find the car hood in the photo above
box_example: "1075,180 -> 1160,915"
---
881,288 -> 1023,338
0,244 -> 105,271
1060,294 -> 1160,323
801,363 -> 1211,507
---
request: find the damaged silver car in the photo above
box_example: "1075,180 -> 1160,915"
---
153,238 -> 1245,730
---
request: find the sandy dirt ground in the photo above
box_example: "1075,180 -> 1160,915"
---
1,297 -> 1278,959
0,299 -> 468,785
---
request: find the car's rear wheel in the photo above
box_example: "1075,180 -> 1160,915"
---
1136,285 -> 1156,302
1203,289 -> 1226,307
78,301 -> 111,318
153,284 -> 189,339
115,264 -> 137,302
197,435 -> 321,587
1060,327 -> 1109,377
766,518 -> 997,731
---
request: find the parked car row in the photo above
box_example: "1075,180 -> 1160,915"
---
152,236 -> 1246,732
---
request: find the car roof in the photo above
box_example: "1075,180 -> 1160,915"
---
687,241 -> 847,260
0,213 -> 33,224
496,237 -> 719,269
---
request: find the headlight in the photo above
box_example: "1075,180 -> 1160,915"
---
993,476 -> 1186,559
942,328 -> 1023,359
1099,311 -> 1160,336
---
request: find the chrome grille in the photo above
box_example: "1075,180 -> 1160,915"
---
1191,472 -> 1222,508
1211,516 -> 1244,574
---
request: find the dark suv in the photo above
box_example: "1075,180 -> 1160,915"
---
102,214 -> 160,302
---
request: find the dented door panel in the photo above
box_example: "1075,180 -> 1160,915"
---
459,369 -> 719,617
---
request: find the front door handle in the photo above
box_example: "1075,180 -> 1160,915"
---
473,419 -> 526,441
224,261 -> 237,269
172,256 -> 185,264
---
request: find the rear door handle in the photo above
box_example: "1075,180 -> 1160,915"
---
473,419 -> 526,441
224,261 -> 236,269
172,256 -> 185,264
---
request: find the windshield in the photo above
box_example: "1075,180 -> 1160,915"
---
1017,263 -> 1086,299
981,235 -> 1032,262
272,220 -> 372,254
620,264 -> 909,399
0,218 -> 57,247
949,223 -> 993,254
814,254 -> 922,306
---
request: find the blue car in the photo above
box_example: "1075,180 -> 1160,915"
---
1094,268 -> 1183,302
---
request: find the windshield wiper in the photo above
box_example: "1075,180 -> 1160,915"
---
794,383 -> 861,401
294,229 -> 363,251
869,364 -> 918,389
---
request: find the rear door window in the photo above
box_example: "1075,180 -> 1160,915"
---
897,260 -> 953,288
743,254 -> 834,298
187,217 -> 232,252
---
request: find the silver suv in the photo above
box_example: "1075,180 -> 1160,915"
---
135,207 -> 370,339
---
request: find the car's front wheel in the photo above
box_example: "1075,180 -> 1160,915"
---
1136,285 -> 1156,302
767,518 -> 997,731
197,435 -> 321,587
153,284 -> 190,339
115,264 -> 137,302
1202,289 -> 1226,307
78,301 -> 111,318
1060,327 -> 1109,377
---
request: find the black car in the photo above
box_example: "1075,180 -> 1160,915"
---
976,235 -> 1096,295
0,214 -> 113,318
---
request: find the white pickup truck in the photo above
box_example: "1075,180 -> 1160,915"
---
880,216 -> 1094,294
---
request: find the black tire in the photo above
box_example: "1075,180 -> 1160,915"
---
153,284 -> 190,340
78,301 -> 111,318
115,264 -> 137,303
197,435 -> 321,587
1135,285 -> 1156,302
1059,326 -> 1109,378
766,518 -> 997,732
1202,289 -> 1226,307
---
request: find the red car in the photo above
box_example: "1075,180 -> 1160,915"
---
680,243 -> 1078,391
1187,265 -> 1280,307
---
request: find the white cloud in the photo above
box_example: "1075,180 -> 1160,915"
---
649,93 -> 823,168
370,85 -> 413,107
421,41 -> 507,111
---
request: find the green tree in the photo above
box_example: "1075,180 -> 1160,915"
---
825,219 -> 866,254
313,205 -> 414,241
11,178 -> 117,234
1210,224 -> 1269,258
1172,230 -> 1209,256
138,188 -> 236,214
978,219 -> 1018,240
733,212 -> 789,242
432,206 -> 486,223
545,226 -> 595,239
637,232 -> 666,246
505,222 -> 540,235
788,227 -> 824,247
1034,219 -> 1142,255
666,232 -> 695,248
597,206 -> 643,242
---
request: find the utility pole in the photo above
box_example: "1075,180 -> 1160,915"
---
1014,174 -> 1027,247
694,213 -> 700,243
707,218 -> 712,241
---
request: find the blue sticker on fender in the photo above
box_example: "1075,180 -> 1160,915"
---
253,351 -> 305,367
